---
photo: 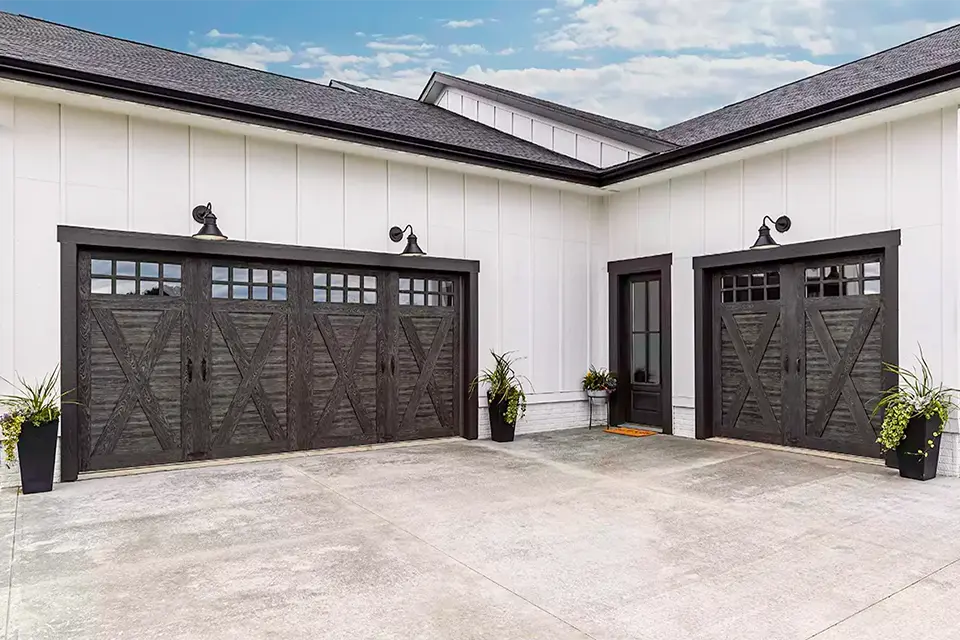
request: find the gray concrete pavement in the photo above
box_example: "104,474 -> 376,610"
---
3,429 -> 960,639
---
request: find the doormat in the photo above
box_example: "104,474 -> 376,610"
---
603,427 -> 658,437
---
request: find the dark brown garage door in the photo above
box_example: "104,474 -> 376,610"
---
77,252 -> 465,471
713,253 -> 886,458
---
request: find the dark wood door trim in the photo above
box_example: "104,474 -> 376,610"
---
694,230 -> 900,442
59,226 -> 480,481
608,254 -> 673,432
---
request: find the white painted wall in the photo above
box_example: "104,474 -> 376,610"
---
606,107 -> 960,475
0,94 -> 609,468
438,88 -> 651,168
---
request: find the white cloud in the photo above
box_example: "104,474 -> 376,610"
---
537,0 -> 960,56
373,52 -> 414,68
557,0 -> 584,7
448,44 -> 489,56
355,31 -> 366,37
497,47 -> 518,56
205,28 -> 242,39
367,41 -> 436,52
443,19 -> 485,29
536,8 -> 553,15
196,43 -> 294,70
461,55 -> 830,127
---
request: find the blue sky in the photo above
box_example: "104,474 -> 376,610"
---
1,1 -> 958,128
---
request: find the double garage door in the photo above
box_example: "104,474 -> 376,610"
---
713,252 -> 887,458
76,250 -> 463,471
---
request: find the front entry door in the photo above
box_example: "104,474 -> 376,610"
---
713,254 -> 885,457
622,273 -> 667,427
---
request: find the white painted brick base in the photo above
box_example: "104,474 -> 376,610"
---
478,399 -> 593,439
938,431 -> 959,477
672,406 -> 696,439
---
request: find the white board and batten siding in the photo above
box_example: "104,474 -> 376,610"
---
437,88 -> 650,168
0,94 -> 608,450
606,107 -> 960,474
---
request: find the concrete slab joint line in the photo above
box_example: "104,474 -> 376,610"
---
6,430 -> 960,639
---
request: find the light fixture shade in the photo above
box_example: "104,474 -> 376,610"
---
192,203 -> 228,241
389,224 -> 425,256
751,224 -> 778,249
402,233 -> 425,256
750,215 -> 791,249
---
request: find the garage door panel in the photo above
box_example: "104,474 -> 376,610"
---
309,310 -> 379,447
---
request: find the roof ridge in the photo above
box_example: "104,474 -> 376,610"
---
0,10 -> 347,96
660,21 -> 960,134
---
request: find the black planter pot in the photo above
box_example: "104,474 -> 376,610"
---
17,419 -> 58,494
896,415 -> 942,481
487,393 -> 516,442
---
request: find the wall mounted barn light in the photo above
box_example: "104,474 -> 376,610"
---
389,225 -> 425,256
751,215 -> 791,249
191,203 -> 228,241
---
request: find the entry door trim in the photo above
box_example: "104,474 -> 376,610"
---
608,254 -> 673,433
693,230 -> 900,443
58,225 -> 481,482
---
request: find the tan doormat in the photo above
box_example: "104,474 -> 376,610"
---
603,426 -> 658,437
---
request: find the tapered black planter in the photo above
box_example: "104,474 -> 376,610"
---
17,419 -> 58,494
896,415 -> 942,481
487,393 -> 516,442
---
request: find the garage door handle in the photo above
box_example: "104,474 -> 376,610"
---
783,358 -> 789,373
187,358 -> 193,382
201,358 -> 208,382
796,357 -> 801,373
390,355 -> 397,376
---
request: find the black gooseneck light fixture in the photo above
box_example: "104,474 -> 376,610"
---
192,202 -> 228,241
751,215 -> 791,249
389,224 -> 425,256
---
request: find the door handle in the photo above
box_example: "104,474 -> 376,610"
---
201,358 -> 208,382
783,358 -> 789,373
187,358 -> 193,382
390,355 -> 397,376
796,357 -> 801,373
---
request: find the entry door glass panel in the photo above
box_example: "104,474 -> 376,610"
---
631,280 -> 660,384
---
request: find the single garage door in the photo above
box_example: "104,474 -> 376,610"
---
76,251 -> 464,471
713,253 -> 886,458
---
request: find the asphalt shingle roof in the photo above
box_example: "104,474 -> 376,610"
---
0,12 -> 595,172
658,23 -> 960,146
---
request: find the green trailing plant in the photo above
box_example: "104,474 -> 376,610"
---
582,366 -> 617,392
471,351 -> 530,426
873,349 -> 957,458
0,366 -> 69,467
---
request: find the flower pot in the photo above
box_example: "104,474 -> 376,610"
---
895,415 -> 942,481
586,390 -> 610,401
17,419 -> 58,494
487,392 -> 515,442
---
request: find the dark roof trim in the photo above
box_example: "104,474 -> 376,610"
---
0,55 -> 601,187
601,60 -> 960,185
58,225 -> 481,273
4,52 -> 959,190
420,72 -> 679,154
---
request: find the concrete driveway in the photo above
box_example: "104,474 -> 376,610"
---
3,430 -> 960,640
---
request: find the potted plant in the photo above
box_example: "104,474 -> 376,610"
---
583,366 -> 617,428
472,351 -> 529,442
874,351 -> 956,481
1,367 -> 67,494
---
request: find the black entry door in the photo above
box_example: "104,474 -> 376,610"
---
712,254 -> 885,457
622,273 -> 667,427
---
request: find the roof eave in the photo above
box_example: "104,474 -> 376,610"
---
420,72 -> 679,154
600,60 -> 960,187
0,56 -> 602,187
